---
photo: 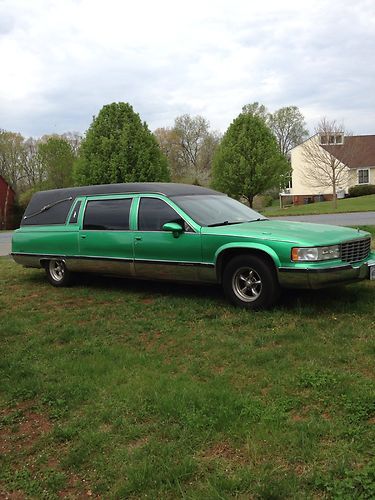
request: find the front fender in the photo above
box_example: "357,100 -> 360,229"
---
214,242 -> 281,268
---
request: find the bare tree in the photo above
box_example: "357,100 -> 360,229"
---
174,114 -> 212,182
155,115 -> 220,184
241,102 -> 269,122
62,131 -> 82,156
154,127 -> 183,180
302,118 -> 358,208
269,106 -> 308,156
0,130 -> 25,190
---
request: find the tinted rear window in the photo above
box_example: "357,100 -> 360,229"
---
83,199 -> 132,230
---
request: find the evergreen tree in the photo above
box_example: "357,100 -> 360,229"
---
212,114 -> 289,207
74,102 -> 170,185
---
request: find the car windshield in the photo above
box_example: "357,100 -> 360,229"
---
172,195 -> 267,227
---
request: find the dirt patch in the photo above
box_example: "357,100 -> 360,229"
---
58,474 -> 97,499
139,297 -> 155,305
0,490 -> 26,499
290,414 -> 307,422
139,331 -> 162,350
201,441 -> 246,464
0,402 -> 52,455
294,463 -> 310,476
127,436 -> 149,451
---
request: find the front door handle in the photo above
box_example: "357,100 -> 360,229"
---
135,236 -> 142,241
81,235 -> 86,239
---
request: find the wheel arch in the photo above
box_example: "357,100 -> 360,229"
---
215,243 -> 281,283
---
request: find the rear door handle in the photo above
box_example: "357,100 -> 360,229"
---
81,235 -> 86,239
135,236 -> 142,241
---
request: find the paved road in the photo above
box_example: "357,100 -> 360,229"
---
0,232 -> 12,257
273,211 -> 375,226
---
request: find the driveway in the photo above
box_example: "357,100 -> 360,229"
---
272,211 -> 375,226
0,232 -> 12,256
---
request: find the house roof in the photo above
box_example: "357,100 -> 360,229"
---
322,135 -> 375,169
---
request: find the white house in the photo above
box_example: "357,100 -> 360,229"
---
283,134 -> 375,205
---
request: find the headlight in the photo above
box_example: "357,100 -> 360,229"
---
291,245 -> 340,262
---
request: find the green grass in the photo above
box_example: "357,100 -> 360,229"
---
1,258 -> 374,499
262,194 -> 375,217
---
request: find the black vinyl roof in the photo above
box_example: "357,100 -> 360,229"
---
21,182 -> 223,226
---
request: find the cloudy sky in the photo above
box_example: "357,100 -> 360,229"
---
1,0 -> 374,138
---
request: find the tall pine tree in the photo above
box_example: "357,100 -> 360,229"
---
74,102 -> 170,185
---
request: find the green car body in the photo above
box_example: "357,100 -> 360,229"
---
11,183 -> 375,309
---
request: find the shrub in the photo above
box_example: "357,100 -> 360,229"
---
348,184 -> 375,197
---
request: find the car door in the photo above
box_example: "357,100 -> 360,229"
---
133,196 -> 202,281
78,196 -> 135,276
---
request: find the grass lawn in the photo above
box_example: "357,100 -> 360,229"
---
262,194 -> 375,217
1,258 -> 374,499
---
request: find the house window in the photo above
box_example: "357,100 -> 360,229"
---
320,134 -> 344,145
358,169 -> 369,184
336,135 -> 343,144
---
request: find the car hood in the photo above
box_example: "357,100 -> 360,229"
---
201,219 -> 370,246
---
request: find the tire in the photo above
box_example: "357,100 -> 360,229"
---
222,254 -> 280,310
45,259 -> 72,287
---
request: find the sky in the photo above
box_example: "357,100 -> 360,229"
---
1,0 -> 374,138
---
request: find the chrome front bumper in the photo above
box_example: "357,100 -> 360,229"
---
278,259 -> 375,289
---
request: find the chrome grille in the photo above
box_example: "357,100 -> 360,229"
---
341,237 -> 371,263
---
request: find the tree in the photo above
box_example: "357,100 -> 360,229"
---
154,115 -> 220,184
269,106 -> 308,156
74,102 -> 170,185
212,113 -> 289,207
241,102 -> 269,122
38,137 -> 74,189
0,130 -> 25,190
302,118 -> 357,208
173,114 -> 220,183
62,131 -> 82,156
153,127 -> 183,180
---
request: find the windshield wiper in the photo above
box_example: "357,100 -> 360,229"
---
207,218 -> 268,227
207,220 -> 250,227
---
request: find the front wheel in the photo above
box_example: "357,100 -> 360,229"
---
45,259 -> 72,287
222,254 -> 280,310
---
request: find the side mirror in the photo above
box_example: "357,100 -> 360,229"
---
162,222 -> 183,238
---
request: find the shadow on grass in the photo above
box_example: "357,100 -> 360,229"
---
25,268 -> 373,315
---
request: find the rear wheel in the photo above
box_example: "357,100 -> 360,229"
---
222,254 -> 280,310
45,259 -> 72,287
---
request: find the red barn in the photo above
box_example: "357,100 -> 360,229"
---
0,175 -> 15,230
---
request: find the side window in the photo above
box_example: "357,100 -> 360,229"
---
83,198 -> 132,230
138,198 -> 183,231
69,201 -> 81,224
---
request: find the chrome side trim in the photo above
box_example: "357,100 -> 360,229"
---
11,252 -> 217,283
67,258 -> 133,276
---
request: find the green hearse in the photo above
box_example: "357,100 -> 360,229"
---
12,183 -> 375,309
